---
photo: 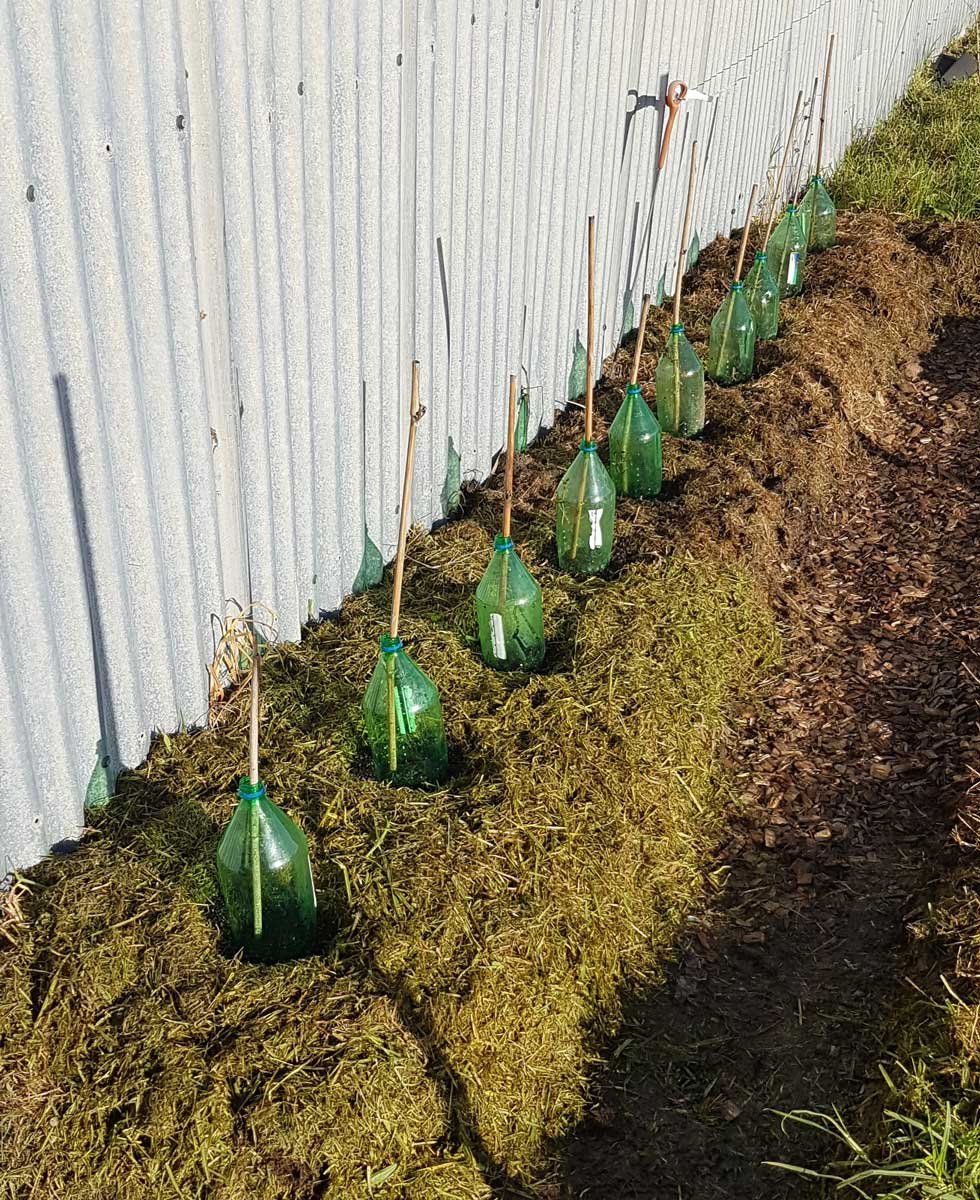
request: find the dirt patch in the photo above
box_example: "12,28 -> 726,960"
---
562,316 -> 980,1198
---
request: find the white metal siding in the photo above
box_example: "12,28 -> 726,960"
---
0,0 -> 970,872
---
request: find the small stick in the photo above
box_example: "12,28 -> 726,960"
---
791,75 -> 820,201
763,90 -> 803,250
717,183 -> 761,368
585,215 -> 596,443
733,183 -> 758,283
387,360 -> 424,771
502,374 -> 517,538
390,361 -> 422,640
498,374 -> 518,617
569,217 -> 597,561
629,293 -> 652,386
673,140 -> 700,325
814,34 -> 836,178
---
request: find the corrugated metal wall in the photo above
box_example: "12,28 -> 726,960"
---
1,0 -> 970,873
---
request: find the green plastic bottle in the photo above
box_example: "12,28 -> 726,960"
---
216,778 -> 317,963
656,324 -> 705,437
608,383 -> 662,498
363,635 -> 448,786
474,536 -> 545,670
767,205 -> 806,297
800,174 -> 837,251
742,252 -> 780,341
555,440 -> 615,574
706,282 -> 755,385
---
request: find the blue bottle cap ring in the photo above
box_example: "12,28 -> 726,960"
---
238,777 -> 266,802
670,323 -> 685,334
380,636 -> 403,654
579,439 -> 598,453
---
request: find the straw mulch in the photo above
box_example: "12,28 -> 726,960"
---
2,212 -> 978,1199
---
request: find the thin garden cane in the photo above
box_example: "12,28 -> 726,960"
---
569,215 -> 597,561
791,76 -> 820,203
716,183 -> 759,363
763,90 -> 804,250
620,292 -> 652,495
671,140 -> 700,432
814,35 -> 836,180
386,360 -> 424,773
248,620 -> 262,939
498,375 -> 518,614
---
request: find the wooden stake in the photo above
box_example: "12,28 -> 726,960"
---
585,215 -> 596,443
763,90 -> 803,250
791,75 -> 820,201
390,361 -> 422,640
672,140 -> 700,326
734,184 -> 758,283
815,34 -> 836,178
629,293 -> 651,386
502,375 -> 517,538
248,627 -> 260,786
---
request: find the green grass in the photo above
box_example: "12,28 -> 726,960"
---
831,63 -> 980,220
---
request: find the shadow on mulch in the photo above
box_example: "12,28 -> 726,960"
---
554,320 -> 980,1199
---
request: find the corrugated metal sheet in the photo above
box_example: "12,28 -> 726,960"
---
1,0 -> 971,873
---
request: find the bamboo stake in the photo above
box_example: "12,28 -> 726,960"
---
814,34 -> 836,178
673,141 -> 699,325
734,183 -> 758,283
569,217 -> 596,561
763,90 -> 803,250
629,293 -> 651,386
585,215 -> 596,443
498,375 -> 517,620
791,75 -> 820,202
671,140 -> 699,431
386,360 -> 424,771
716,184 -> 760,375
248,627 -> 262,937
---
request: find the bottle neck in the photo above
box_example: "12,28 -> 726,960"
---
730,281 -> 744,293
493,535 -> 514,552
625,382 -> 642,397
238,777 -> 266,804
754,251 -> 767,263
380,634 -> 404,655
579,439 -> 598,453
669,322 -> 684,336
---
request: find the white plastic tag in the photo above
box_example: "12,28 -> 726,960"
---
490,612 -> 506,659
588,508 -> 603,550
787,252 -> 799,285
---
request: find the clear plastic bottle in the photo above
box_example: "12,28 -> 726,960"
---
555,440 -> 615,574
656,324 -> 705,437
216,778 -> 317,963
474,536 -> 546,670
608,383 -> 662,498
800,175 -> 837,251
706,282 -> 756,385
363,635 -> 449,786
767,205 -> 807,297
742,252 -> 780,341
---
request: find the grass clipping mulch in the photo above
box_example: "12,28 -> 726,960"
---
2,212 -> 978,1200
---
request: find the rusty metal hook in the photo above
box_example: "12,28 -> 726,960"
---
658,79 -> 688,170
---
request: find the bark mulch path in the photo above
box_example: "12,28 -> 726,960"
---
560,317 -> 980,1198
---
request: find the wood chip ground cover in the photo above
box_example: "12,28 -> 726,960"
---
1,213 -> 979,1199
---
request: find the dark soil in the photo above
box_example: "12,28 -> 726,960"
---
561,320 -> 980,1197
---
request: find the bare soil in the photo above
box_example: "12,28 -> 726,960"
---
561,319 -> 980,1197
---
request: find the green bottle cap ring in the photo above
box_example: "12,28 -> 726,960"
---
495,536 -> 514,551
580,439 -> 598,453
731,281 -> 744,291
754,251 -> 768,261
238,778 -> 266,802
625,382 -> 642,395
786,203 -> 797,213
670,323 -> 684,334
380,636 -> 404,654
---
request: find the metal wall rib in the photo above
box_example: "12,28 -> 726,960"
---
0,0 -> 971,872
